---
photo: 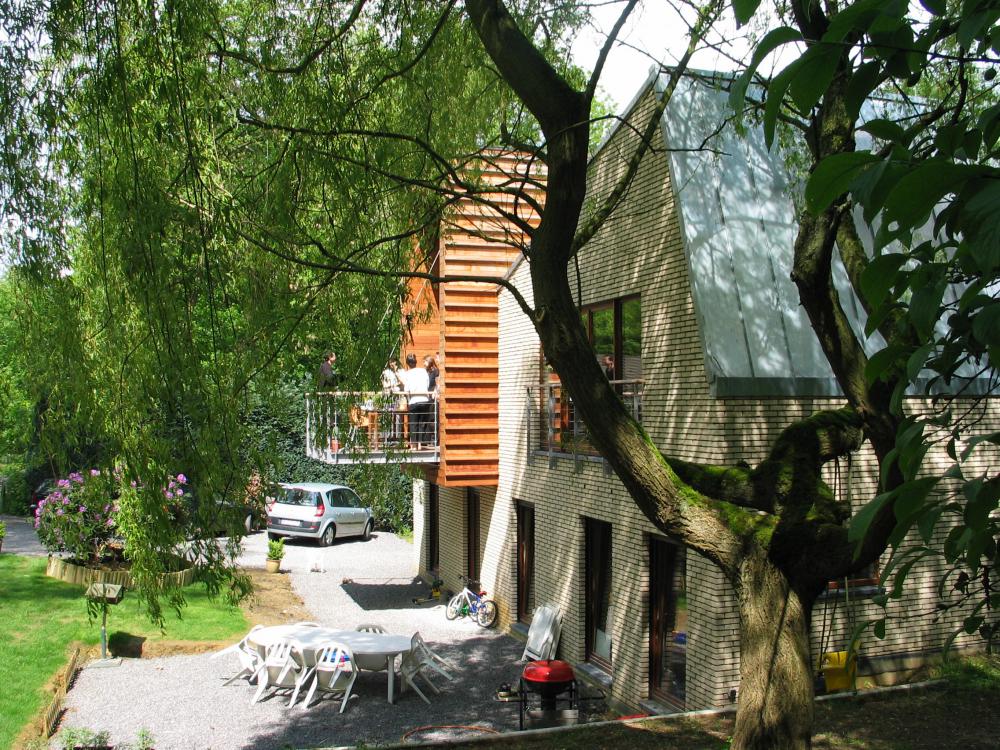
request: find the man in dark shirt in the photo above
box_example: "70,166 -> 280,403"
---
317,351 -> 339,391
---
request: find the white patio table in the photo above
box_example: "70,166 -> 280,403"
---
246,624 -> 414,704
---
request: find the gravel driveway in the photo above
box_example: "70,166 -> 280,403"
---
59,531 -> 528,749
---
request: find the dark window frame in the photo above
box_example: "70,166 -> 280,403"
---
516,501 -> 536,623
649,536 -> 687,708
428,483 -> 439,573
466,488 -> 481,582
584,517 -> 613,671
579,293 -> 641,380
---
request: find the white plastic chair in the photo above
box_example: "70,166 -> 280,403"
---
352,623 -> 391,671
522,603 -> 562,661
302,642 -> 357,713
297,622 -> 321,627
251,640 -> 309,706
399,632 -> 453,704
218,625 -> 264,686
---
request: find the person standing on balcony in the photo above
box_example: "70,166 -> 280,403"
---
381,358 -> 404,442
424,354 -> 440,446
401,353 -> 430,450
316,351 -> 339,391
601,355 -> 615,381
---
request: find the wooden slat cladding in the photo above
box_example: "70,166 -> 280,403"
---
434,151 -> 544,486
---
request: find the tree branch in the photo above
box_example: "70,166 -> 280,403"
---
584,0 -> 639,105
571,1 -> 722,255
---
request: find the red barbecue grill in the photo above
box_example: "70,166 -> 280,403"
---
518,660 -> 579,730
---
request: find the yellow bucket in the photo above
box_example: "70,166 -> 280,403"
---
822,651 -> 857,692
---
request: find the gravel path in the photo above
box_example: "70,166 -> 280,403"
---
59,531 -> 528,749
1,513 -> 48,556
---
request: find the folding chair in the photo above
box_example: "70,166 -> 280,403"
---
399,632 -> 454,704
251,639 -> 309,707
303,642 -> 358,713
218,625 -> 265,686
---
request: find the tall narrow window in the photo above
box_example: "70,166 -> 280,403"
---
428,484 -> 439,572
585,518 -> 613,669
466,488 -> 481,582
621,295 -> 642,380
649,537 -> 687,706
516,502 -> 536,623
580,296 -> 642,382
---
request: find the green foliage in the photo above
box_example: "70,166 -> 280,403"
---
736,0 -> 1000,644
57,727 -> 111,750
34,470 -> 120,563
267,537 -> 285,560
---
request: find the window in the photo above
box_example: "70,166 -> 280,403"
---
580,295 -> 642,381
585,518 -> 613,669
649,537 -> 687,706
332,489 -> 360,508
516,502 -> 536,623
428,484 -> 439,572
466,488 -> 481,582
827,561 -> 880,592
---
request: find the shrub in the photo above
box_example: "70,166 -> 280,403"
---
35,470 -> 119,564
35,470 -> 189,564
267,538 -> 285,560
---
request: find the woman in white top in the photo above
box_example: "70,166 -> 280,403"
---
400,354 -> 431,449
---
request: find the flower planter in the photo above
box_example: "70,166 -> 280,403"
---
46,555 -> 196,589
266,559 -> 281,573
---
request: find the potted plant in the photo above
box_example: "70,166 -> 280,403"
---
266,538 -> 284,573
430,574 -> 443,599
0,520 -> 6,553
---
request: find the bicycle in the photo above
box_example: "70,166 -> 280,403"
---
445,575 -> 498,627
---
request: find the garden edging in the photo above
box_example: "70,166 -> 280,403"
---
46,556 -> 196,589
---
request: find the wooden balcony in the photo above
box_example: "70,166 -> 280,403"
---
305,392 -> 440,465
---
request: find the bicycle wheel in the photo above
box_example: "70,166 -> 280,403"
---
476,599 -> 498,628
446,593 -> 463,620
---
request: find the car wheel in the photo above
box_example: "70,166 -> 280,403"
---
267,532 -> 280,542
362,520 -> 373,541
320,524 -> 336,547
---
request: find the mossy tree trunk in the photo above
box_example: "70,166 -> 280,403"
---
732,552 -> 816,750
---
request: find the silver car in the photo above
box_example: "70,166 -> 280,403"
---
266,482 -> 373,546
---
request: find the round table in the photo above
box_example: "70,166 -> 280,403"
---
247,624 -> 414,703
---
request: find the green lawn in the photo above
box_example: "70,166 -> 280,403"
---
0,554 -> 248,749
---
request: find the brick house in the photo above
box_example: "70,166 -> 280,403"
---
305,70 -> 998,713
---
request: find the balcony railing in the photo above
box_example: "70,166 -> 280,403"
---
525,380 -> 644,458
305,391 -> 439,465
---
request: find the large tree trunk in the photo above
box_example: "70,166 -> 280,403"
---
732,551 -> 815,750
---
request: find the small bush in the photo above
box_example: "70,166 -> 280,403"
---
34,470 -> 119,564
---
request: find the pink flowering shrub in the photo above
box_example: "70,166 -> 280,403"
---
35,469 -> 119,564
35,470 -> 188,564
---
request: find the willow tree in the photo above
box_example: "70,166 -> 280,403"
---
3,0 -> 997,747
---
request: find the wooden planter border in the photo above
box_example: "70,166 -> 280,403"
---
46,556 -> 197,589
41,643 -> 81,738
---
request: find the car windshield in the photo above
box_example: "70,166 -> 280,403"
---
277,488 -> 322,507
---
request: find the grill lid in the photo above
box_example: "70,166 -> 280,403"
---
522,659 -> 574,684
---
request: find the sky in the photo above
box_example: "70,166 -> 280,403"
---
571,1 -> 753,112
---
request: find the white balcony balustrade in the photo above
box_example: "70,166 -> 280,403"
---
305,391 -> 440,465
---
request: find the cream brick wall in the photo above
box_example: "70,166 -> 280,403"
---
486,85 -> 1000,714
